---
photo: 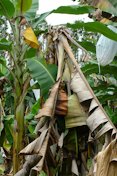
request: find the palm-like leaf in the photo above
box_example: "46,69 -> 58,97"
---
27,58 -> 57,99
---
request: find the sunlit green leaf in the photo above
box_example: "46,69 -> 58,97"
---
25,48 -> 37,59
67,21 -> 117,41
27,58 -> 57,99
54,5 -> 94,15
17,0 -> 32,13
0,0 -> 15,18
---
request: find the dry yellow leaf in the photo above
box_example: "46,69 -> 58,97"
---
95,139 -> 117,176
23,27 -> 39,49
65,94 -> 87,128
35,80 -> 61,119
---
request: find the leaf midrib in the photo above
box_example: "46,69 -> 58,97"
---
34,59 -> 55,83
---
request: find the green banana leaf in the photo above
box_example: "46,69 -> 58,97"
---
67,21 -> 117,42
25,0 -> 39,20
16,0 -> 32,13
0,0 -> 15,18
27,58 -> 57,99
53,5 -> 94,15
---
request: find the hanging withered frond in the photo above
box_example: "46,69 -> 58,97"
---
16,27 -> 117,176
35,79 -> 61,119
92,138 -> 117,176
58,31 -> 117,139
55,89 -> 68,116
65,93 -> 87,128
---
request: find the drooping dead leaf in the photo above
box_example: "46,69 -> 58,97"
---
112,129 -> 117,138
31,132 -> 50,172
91,0 -> 117,16
95,122 -> 113,139
23,27 -> 40,49
89,99 -> 98,113
20,129 -> 48,155
56,41 -> 65,80
35,116 -> 48,133
32,157 -> 44,172
87,107 -> 108,132
35,79 -> 61,119
71,72 -> 93,102
14,155 -> 42,176
71,159 -> 79,176
17,27 -> 117,176
55,89 -> 68,116
94,139 -> 117,176
59,32 -> 117,139
62,62 -> 71,83
65,94 -> 87,128
62,61 -> 72,96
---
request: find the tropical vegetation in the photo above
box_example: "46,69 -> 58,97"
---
0,0 -> 117,176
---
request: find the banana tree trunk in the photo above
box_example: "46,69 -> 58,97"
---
13,100 -> 25,174
13,76 -> 30,174
13,78 -> 25,174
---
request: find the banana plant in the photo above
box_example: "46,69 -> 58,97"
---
0,0 -> 35,173
0,0 -> 117,175
15,27 -> 117,176
0,0 -> 57,174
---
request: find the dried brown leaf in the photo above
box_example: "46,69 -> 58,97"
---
35,80 -> 61,119
59,33 -> 117,136
95,139 -> 117,176
70,72 -> 93,102
55,89 -> 68,116
95,122 -> 113,139
31,133 -> 50,172
20,129 -> 48,155
89,99 -> 98,112
87,107 -> 108,132
62,62 -> 71,83
56,41 -> 65,80
65,94 -> 87,128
